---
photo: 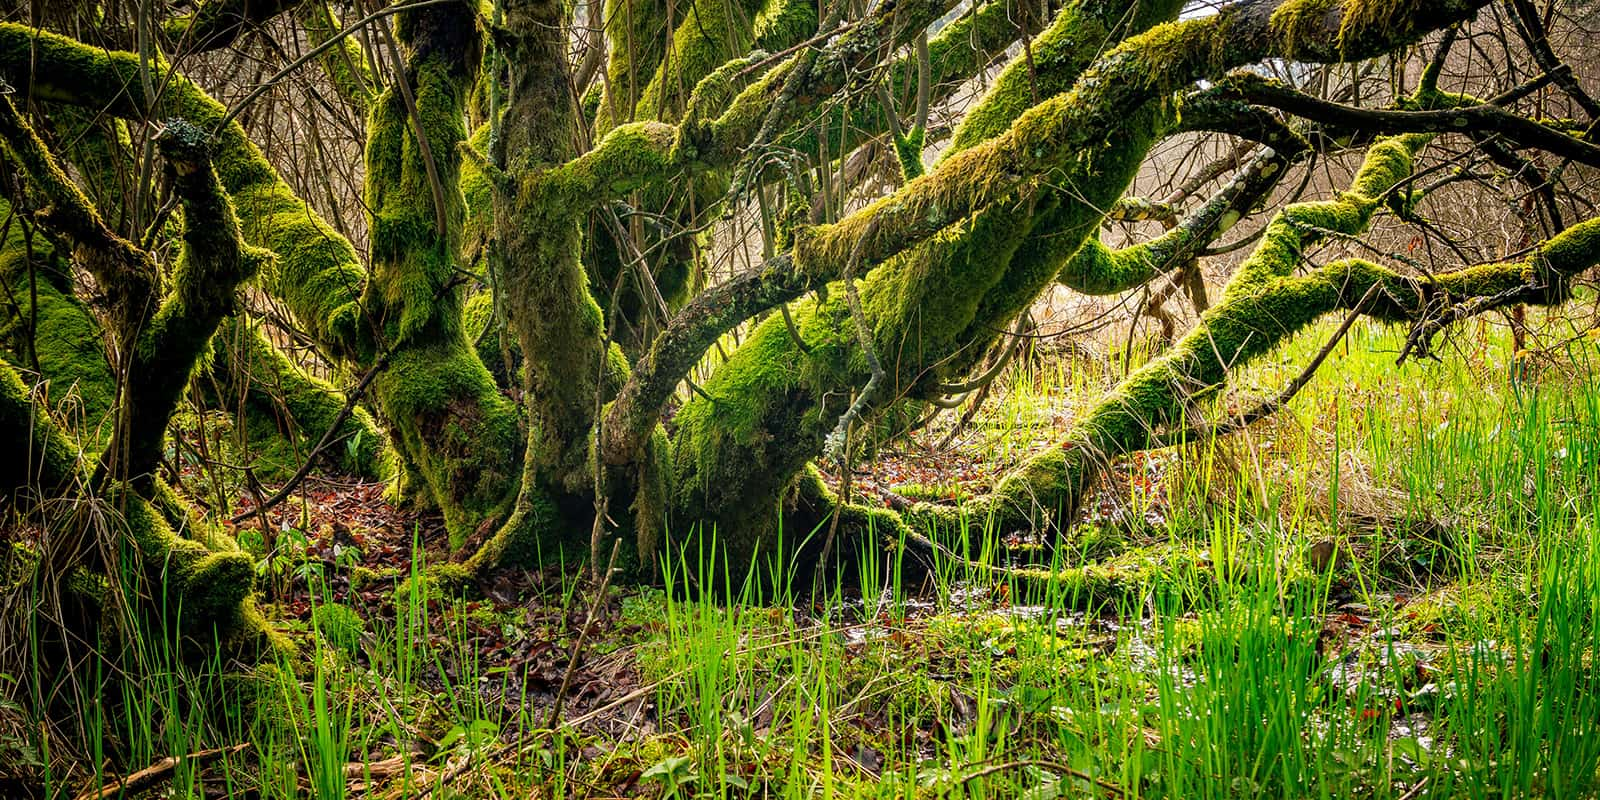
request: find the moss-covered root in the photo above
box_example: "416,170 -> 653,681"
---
209,319 -> 384,481
790,469 -> 1219,609
115,486 -> 281,658
373,342 -> 522,542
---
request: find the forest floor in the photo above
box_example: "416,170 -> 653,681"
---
10,309 -> 1600,799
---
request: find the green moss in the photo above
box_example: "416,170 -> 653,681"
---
670,0 -> 1182,573
0,357 -> 81,498
631,0 -> 765,123
296,0 -> 377,113
464,474 -> 568,574
310,602 -> 365,656
595,0 -> 670,133
1268,0 -> 1343,57
0,23 -> 368,359
395,562 -> 473,607
1270,0 -> 1416,57
752,0 -> 816,53
463,288 -> 521,390
351,7 -> 524,542
891,128 -> 925,181
0,205 -> 117,432
947,0 -> 1187,154
3,358 -> 274,657
460,124 -> 496,256
375,342 -> 522,546
112,119 -> 271,481
209,318 -> 386,481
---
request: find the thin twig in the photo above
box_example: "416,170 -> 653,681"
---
548,537 -> 623,730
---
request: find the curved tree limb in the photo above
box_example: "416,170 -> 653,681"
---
163,0 -> 308,53
602,0 -> 1496,466
1216,71 -> 1600,168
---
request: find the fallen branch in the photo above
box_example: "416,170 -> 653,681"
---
74,743 -> 250,800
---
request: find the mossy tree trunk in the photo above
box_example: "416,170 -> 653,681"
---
0,17 -> 524,543
9,0 -> 1592,601
357,1 -> 524,544
0,104 -> 278,657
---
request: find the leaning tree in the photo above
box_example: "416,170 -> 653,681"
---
2,0 -> 1599,654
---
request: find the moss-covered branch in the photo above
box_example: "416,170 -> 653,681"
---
1057,144 -> 1298,294
563,0 -> 963,205
659,0 -> 1189,574
163,0 -> 308,53
773,0 -> 1037,170
209,318 -> 385,481
631,0 -> 767,122
107,120 -> 272,484
0,22 -> 367,360
1216,71 -> 1600,168
603,0 -> 1493,468
907,136 -> 1444,538
4,356 -> 278,659
945,0 -> 1182,153
0,96 -> 159,344
0,20 -> 535,540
